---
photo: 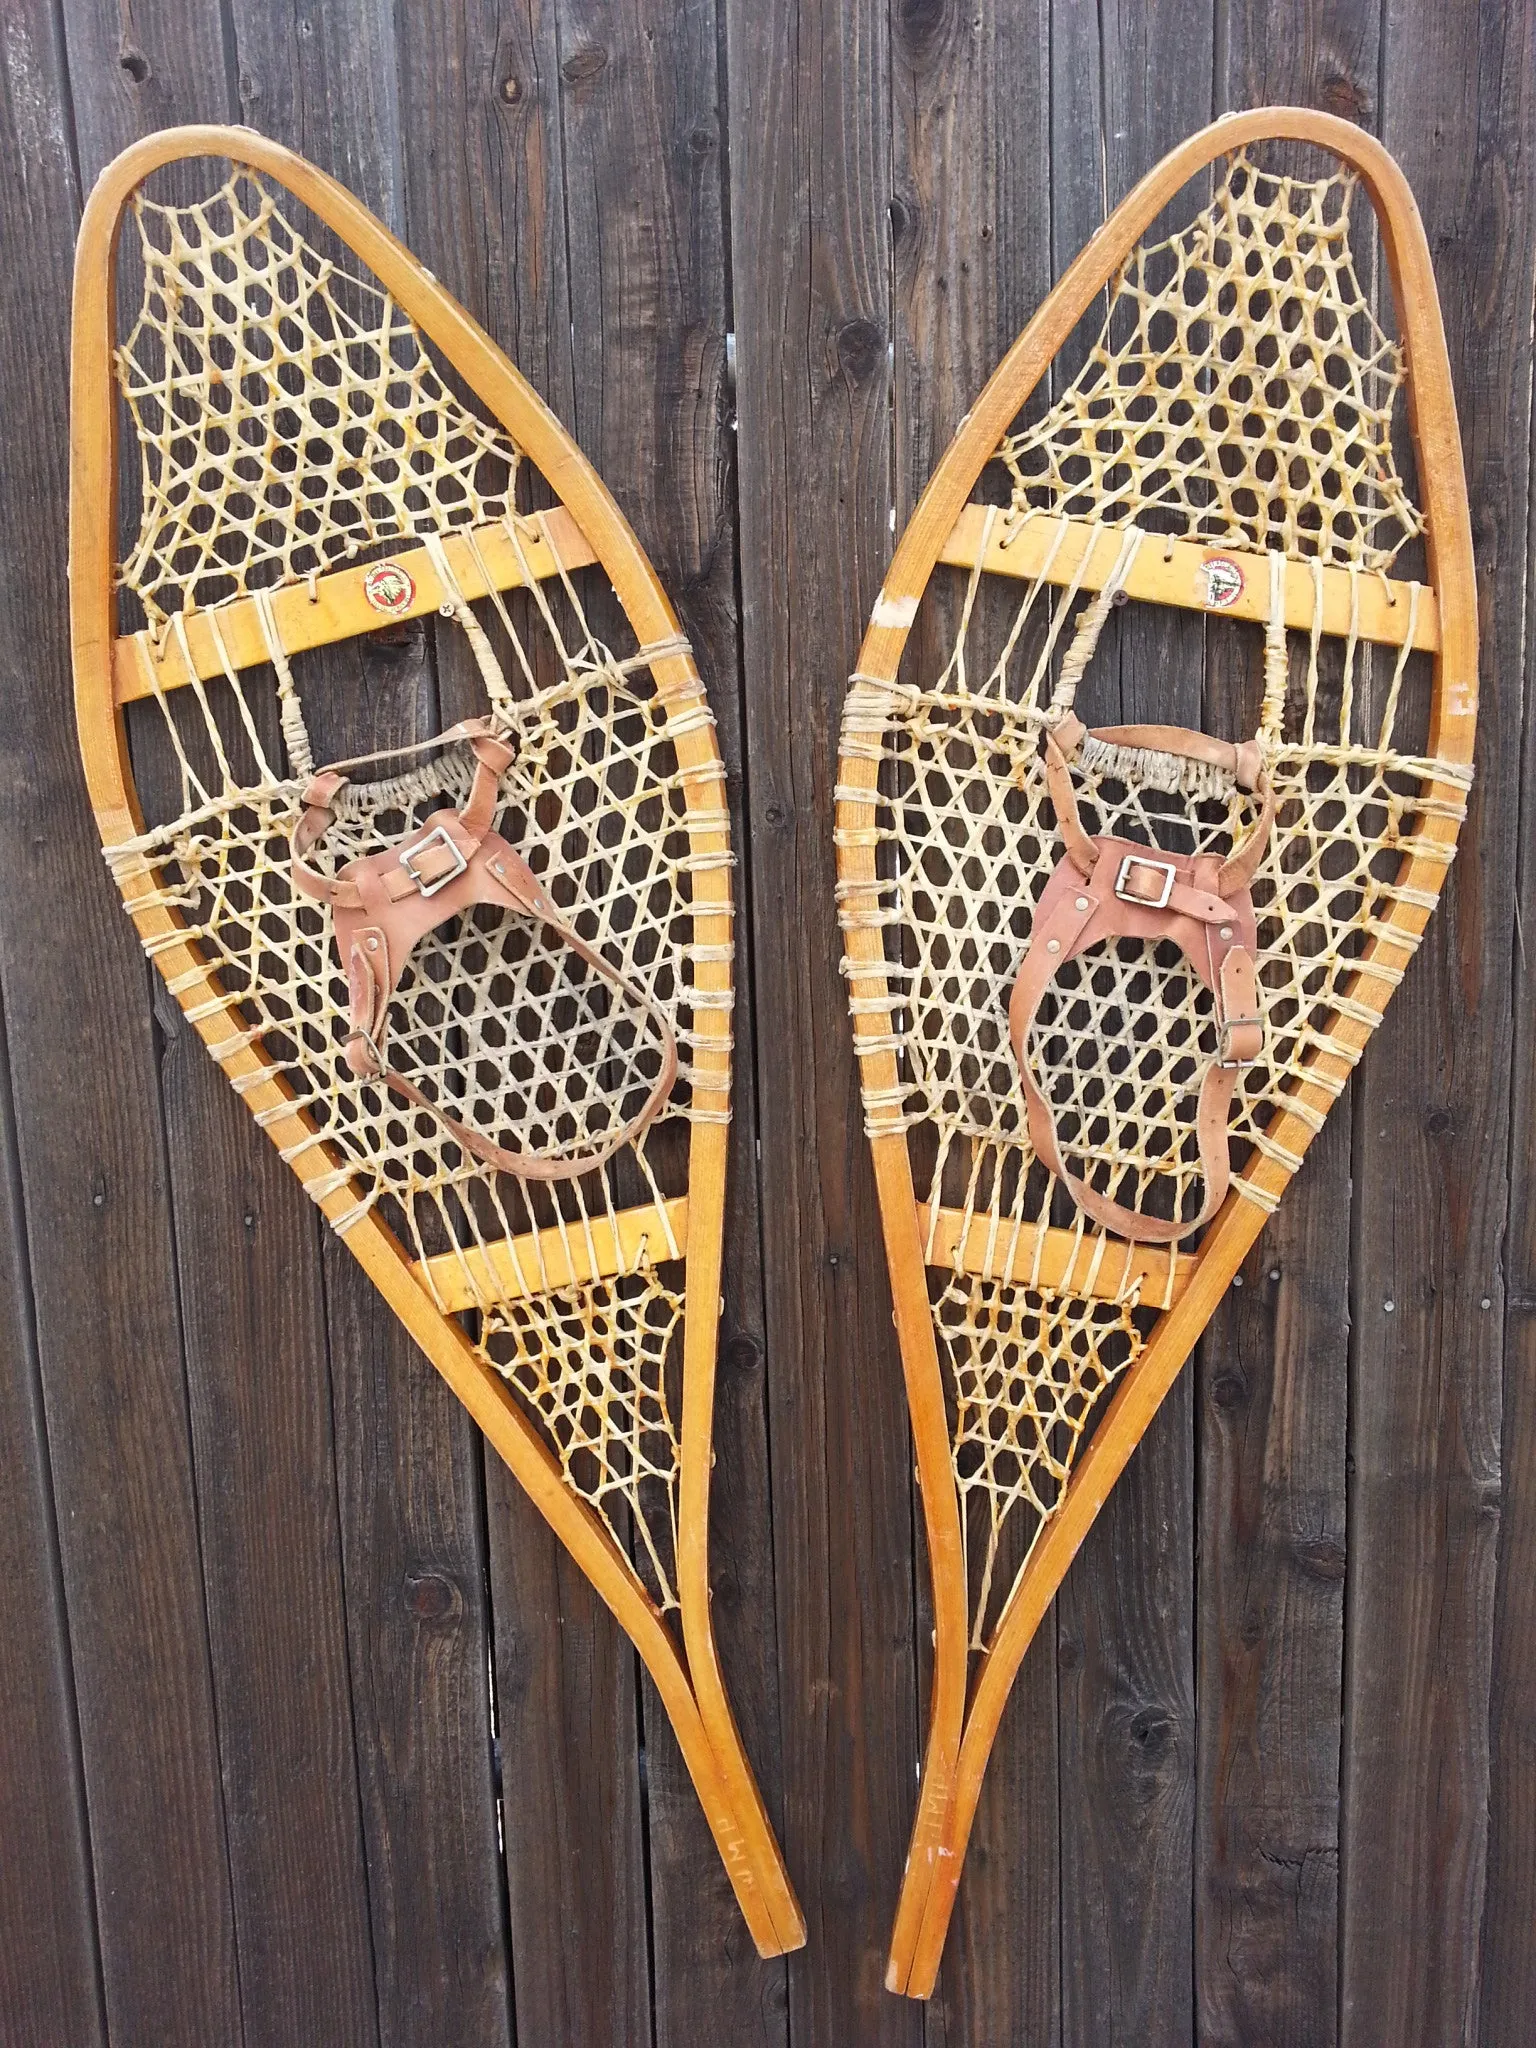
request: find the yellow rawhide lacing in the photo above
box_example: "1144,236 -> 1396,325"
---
999,151 -> 1422,571
478,1272 -> 685,1607
100,166 -> 736,1612
836,146 -> 1469,1650
118,169 -> 519,624
935,1273 -> 1142,1648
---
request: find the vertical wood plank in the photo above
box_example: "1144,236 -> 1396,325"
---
1049,8 -> 1211,2040
223,10 -> 518,2041
1484,32 -> 1536,1976
69,6 -> 386,2038
322,1231 -> 514,2047
7,5 -> 243,2039
0,1022 -> 104,2042
151,990 -> 382,2044
727,1 -> 925,2041
1485,713 -> 1536,2042
1467,18 -> 1536,2039
1341,1 -> 1534,2041
395,12 -> 653,2043
885,4 -> 1057,2041
1193,1130 -> 1351,2048
544,0 -> 794,2036
1193,10 -> 1382,2042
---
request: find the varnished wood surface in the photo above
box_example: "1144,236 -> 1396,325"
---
938,505 -> 1442,652
1,0 -> 1532,2042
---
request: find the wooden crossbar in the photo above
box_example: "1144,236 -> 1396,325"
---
112,507 -> 598,704
917,1205 -> 1194,1309
938,503 -> 1440,651
416,1197 -> 690,1313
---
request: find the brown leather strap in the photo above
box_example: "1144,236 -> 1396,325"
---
291,719 -> 516,911
291,724 -> 678,1181
1011,715 -> 1274,1242
1045,716 -> 1275,895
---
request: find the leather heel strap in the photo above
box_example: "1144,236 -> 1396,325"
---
290,721 -> 678,1182
1008,834 -> 1264,1244
316,824 -> 676,1182
344,844 -> 677,1183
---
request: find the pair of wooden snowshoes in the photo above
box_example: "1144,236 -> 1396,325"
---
72,110 -> 1473,1989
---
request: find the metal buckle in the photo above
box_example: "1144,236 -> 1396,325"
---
400,823 -> 468,898
343,1026 -> 385,1076
1217,1015 -> 1264,1069
1114,853 -> 1176,910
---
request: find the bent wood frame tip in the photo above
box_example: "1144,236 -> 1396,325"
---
70,124 -> 803,1957
838,107 -> 1476,1998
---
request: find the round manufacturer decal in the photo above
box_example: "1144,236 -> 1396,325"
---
362,561 -> 416,616
1200,554 -> 1245,609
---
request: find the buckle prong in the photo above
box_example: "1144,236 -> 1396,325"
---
1114,853 -> 1176,909
400,823 -> 468,898
343,1025 -> 385,1076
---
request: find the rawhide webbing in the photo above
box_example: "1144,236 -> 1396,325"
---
1008,711 -> 1275,1242
291,717 -> 678,1181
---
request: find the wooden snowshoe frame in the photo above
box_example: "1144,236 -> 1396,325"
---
71,126 -> 802,1958
834,108 -> 1475,1997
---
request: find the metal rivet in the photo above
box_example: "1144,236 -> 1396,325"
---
1383,1299 -> 1395,1313
1046,938 -> 1060,954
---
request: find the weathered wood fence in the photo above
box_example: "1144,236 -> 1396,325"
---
1,1 -> 1532,2042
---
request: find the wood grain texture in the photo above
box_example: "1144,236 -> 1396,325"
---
1050,9 -> 1211,2038
1341,2 -> 1534,2042
1194,1133 -> 1350,2048
886,2 -> 1056,2039
725,0 -> 925,2039
218,11 -> 517,2040
1193,13 -> 1383,2044
1483,1 -> 1536,1965
2,1 -> 1532,2040
70,12 -> 388,2039
1458,12 -> 1536,2031
396,10 -> 654,2040
0,991 -> 103,2046
8,6 -> 243,2042
545,0 -> 795,2030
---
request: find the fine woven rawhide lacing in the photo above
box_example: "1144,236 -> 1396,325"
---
836,145 -> 1470,1649
937,1275 -> 1141,1647
102,166 -> 733,1610
1001,151 -> 1422,571
478,1272 -> 684,1602
118,169 -> 518,622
